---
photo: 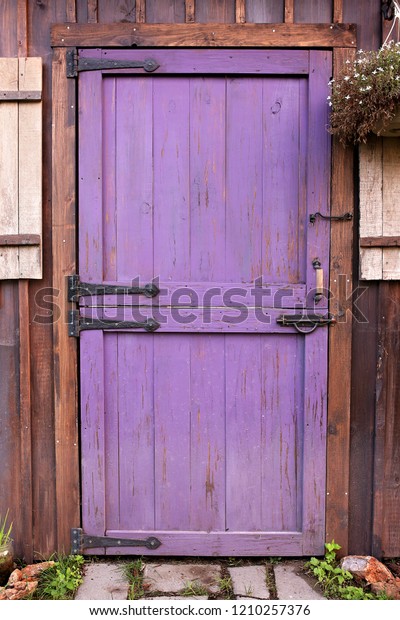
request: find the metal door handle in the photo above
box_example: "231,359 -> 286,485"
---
313,258 -> 324,302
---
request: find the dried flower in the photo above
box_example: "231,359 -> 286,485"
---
328,41 -> 400,144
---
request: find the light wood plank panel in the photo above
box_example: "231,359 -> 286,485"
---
359,139 -> 383,280
18,57 -> 42,279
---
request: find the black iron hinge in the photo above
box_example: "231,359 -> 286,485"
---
67,275 -> 159,302
68,310 -> 160,337
71,528 -> 161,554
66,49 -> 160,78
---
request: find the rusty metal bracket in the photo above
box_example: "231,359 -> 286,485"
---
71,528 -> 162,554
309,212 -> 353,224
68,275 -> 159,302
68,310 -> 160,337
66,49 -> 159,77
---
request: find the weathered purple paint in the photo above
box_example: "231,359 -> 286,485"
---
78,49 -> 331,556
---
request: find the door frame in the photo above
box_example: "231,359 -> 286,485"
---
51,22 -> 356,554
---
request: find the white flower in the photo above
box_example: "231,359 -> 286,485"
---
345,95 -> 351,99
344,76 -> 350,81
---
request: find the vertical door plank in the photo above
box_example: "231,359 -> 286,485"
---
246,0 -> 284,23
305,52 -> 331,303
285,0 -> 294,22
261,335 -> 303,531
18,57 -> 42,279
302,330 -> 328,553
382,140 -> 400,279
190,77 -> 226,282
226,335 -> 263,530
78,55 -> 103,282
185,0 -> 195,22
236,0 -> 246,23
52,48 -> 79,552
190,336 -> 225,531
359,139 -> 383,279
263,78 -> 304,285
66,0 -> 77,22
153,78 -> 190,281
104,335 -> 120,530
226,77 -> 262,283
17,0 -> 28,56
97,0 -> 135,22
116,77 -> 153,282
0,59 -> 19,279
118,334 -> 155,530
80,332 -> 106,545
154,335 -> 192,529
102,77 -> 117,282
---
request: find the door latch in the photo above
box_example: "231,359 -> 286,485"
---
277,313 -> 336,334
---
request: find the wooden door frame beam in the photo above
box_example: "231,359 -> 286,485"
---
51,22 -> 356,48
52,25 -> 355,554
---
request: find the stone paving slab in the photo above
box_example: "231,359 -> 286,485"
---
145,596 -> 209,600
274,561 -> 325,600
75,562 -> 129,600
143,563 -> 221,595
228,566 -> 270,599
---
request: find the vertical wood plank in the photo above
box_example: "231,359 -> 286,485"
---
18,279 -> 33,561
87,0 -> 98,23
52,48 -> 79,553
382,140 -> 400,279
246,0 -> 284,23
97,0 -> 135,22
343,0 -> 381,51
136,0 -> 146,23
295,0 -> 331,23
236,0 -> 246,23
196,0 -> 235,23
359,139 -> 383,279
285,0 -> 294,23
333,0 -> 343,23
146,0 -> 185,23
18,57 -> 42,279
17,0 -> 28,56
326,46 -> 355,557
0,59 -> 19,279
185,0 -> 195,22
66,0 -> 77,22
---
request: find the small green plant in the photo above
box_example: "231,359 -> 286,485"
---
0,511 -> 12,547
123,559 -> 145,600
35,555 -> 84,600
305,541 -> 387,600
218,575 -> 233,598
182,580 -> 208,597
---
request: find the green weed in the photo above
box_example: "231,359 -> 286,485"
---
182,581 -> 208,597
34,555 -> 84,600
306,541 -> 389,600
123,559 -> 145,600
0,511 -> 12,547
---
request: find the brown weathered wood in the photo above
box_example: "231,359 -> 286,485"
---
196,0 -> 235,23
51,22 -> 357,47
382,139 -> 400,279
360,236 -> 400,248
185,0 -> 195,22
146,0 -> 185,23
284,0 -> 294,23
136,0 -> 146,23
66,0 -> 77,22
0,90 -> 41,101
359,139 -> 383,280
18,279 -> 33,562
245,0 -> 284,23
28,0 -> 66,558
295,0 -> 332,23
376,283 -> 400,556
17,0 -> 28,57
87,0 -> 98,23
52,47 -> 79,553
333,0 -> 343,23
236,0 -> 246,23
0,234 -> 40,246
326,46 -> 356,558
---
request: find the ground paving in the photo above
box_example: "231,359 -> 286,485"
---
74,559 -> 325,601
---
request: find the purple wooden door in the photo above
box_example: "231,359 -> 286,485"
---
78,49 -> 331,556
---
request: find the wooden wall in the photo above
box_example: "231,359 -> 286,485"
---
0,0 -> 397,560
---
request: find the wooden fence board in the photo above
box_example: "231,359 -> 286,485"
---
359,139 -> 383,279
0,59 -> 19,279
383,140 -> 400,279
